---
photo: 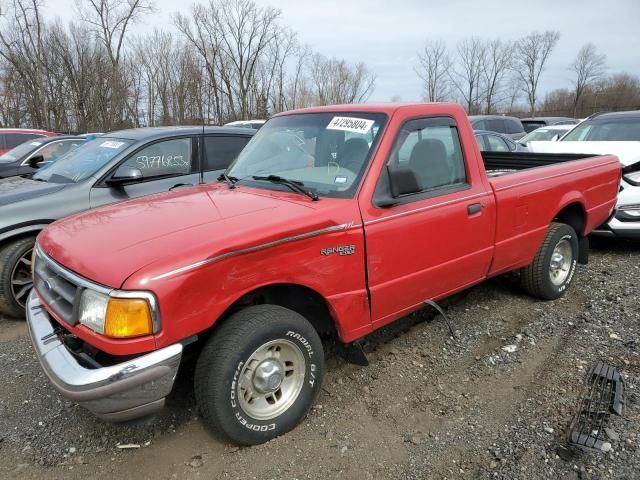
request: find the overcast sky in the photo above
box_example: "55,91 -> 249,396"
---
46,0 -> 640,102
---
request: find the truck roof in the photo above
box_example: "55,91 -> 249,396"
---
105,126 -> 253,141
279,102 -> 464,116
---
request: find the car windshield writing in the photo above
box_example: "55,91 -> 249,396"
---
226,112 -> 386,198
0,140 -> 44,163
32,138 -> 133,183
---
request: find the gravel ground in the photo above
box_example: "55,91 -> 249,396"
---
0,237 -> 638,480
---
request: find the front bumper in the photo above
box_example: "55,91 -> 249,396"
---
26,290 -> 183,422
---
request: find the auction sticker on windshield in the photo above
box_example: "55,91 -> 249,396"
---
100,141 -> 125,149
327,116 -> 374,134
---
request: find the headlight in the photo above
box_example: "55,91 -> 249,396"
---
79,289 -> 109,334
623,171 -> 640,186
79,290 -> 155,338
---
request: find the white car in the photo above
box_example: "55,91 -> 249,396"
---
529,111 -> 640,239
519,125 -> 574,144
224,119 -> 266,130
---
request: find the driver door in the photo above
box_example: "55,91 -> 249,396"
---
89,137 -> 200,208
360,116 -> 495,328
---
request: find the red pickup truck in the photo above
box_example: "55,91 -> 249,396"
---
27,103 -> 620,445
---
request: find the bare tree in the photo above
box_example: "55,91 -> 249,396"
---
415,39 -> 451,102
76,0 -> 153,67
0,0 -> 49,127
309,54 -> 376,105
571,43 -> 606,116
482,39 -> 514,113
514,30 -> 560,115
449,37 -> 486,114
76,0 -> 153,128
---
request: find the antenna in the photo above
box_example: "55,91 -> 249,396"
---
198,58 -> 205,185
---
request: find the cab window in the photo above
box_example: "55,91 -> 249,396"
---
389,117 -> 468,194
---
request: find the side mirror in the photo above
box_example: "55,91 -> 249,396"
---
388,165 -> 421,198
28,155 -> 45,169
551,134 -> 560,141
106,166 -> 143,185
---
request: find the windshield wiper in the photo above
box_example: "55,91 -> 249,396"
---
252,175 -> 319,201
217,172 -> 238,189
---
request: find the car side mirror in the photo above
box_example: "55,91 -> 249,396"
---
28,155 -> 45,169
106,166 -> 143,185
551,134 -> 560,141
388,165 -> 421,198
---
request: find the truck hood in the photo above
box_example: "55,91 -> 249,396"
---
38,184 -> 346,288
528,141 -> 640,167
0,176 -> 67,206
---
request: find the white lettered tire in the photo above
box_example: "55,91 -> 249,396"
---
521,222 -> 579,300
195,304 -> 324,445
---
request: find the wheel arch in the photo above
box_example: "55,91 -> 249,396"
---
206,282 -> 340,342
552,201 -> 589,264
0,223 -> 51,246
553,200 -> 587,236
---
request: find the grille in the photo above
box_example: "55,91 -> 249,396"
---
567,361 -> 625,452
33,247 -> 82,325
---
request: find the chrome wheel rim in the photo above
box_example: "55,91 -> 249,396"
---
549,238 -> 572,286
10,248 -> 33,308
237,339 -> 306,420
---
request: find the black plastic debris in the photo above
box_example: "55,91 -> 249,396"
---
567,361 -> 625,452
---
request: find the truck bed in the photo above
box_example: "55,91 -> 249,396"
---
481,151 -> 595,177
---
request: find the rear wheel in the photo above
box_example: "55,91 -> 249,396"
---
521,222 -> 578,300
194,305 -> 324,445
0,237 -> 36,318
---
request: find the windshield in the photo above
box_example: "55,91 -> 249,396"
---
226,112 -> 387,198
562,118 -> 640,142
0,140 -> 44,163
32,137 -> 134,183
520,128 -> 566,143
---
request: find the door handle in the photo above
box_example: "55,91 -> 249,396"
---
467,203 -> 483,215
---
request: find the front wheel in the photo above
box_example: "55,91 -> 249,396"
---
0,236 -> 36,318
521,222 -> 579,300
194,305 -> 324,445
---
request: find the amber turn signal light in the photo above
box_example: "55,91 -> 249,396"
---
104,298 -> 153,338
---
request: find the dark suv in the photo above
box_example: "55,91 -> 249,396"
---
469,115 -> 526,140
0,126 -> 253,318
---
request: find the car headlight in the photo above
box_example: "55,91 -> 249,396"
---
623,171 -> 640,186
79,289 -> 155,338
